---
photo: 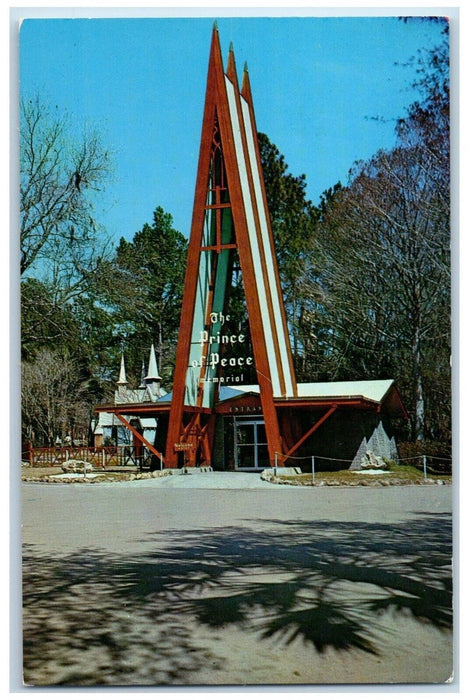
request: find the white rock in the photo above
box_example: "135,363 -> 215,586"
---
61,459 -> 94,473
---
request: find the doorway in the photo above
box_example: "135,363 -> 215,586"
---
234,418 -> 269,470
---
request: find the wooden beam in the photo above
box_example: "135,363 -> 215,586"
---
285,404 -> 338,458
219,61 -> 283,464
114,413 -> 164,464
165,31 -> 222,467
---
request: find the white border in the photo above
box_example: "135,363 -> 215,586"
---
7,5 -> 462,698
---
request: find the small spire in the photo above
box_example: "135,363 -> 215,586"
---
226,40 -> 238,85
145,344 -> 161,381
117,354 -> 127,385
241,60 -> 253,103
208,17 -> 225,77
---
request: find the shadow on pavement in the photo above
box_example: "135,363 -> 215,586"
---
22,512 -> 452,686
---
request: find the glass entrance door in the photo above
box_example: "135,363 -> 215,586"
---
234,419 -> 269,470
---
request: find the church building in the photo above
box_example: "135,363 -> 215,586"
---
94,26 -> 407,471
93,344 -> 167,450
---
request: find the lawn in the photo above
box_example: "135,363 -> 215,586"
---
269,463 -> 451,487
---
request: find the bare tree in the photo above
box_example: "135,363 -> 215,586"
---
21,349 -> 90,446
306,137 -> 449,441
301,30 -> 450,442
20,96 -> 112,284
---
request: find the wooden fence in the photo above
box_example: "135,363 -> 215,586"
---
25,445 -> 157,470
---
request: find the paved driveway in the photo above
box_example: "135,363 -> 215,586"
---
20,482 -> 453,687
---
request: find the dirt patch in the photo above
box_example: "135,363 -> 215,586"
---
21,466 -> 64,479
21,464 -> 140,484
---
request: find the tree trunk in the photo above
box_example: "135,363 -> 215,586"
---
412,324 -> 425,441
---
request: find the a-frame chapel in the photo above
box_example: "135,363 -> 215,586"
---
94,26 -> 406,471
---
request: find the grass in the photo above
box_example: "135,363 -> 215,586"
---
21,463 -> 451,486
272,463 -> 451,486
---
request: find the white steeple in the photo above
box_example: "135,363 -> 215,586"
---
145,344 -> 161,382
145,344 -> 162,398
117,353 -> 128,385
115,353 -> 129,403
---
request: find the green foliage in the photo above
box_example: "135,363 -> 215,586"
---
96,206 -> 187,386
257,132 -> 321,377
21,277 -> 119,404
398,441 -> 452,474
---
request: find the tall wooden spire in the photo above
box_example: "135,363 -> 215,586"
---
165,27 -> 296,467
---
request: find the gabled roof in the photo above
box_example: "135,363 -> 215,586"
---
218,386 -> 259,402
296,379 -> 395,403
115,386 -> 168,405
221,379 -> 395,404
94,411 -> 157,430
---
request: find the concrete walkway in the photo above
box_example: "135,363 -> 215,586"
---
116,470 -> 291,489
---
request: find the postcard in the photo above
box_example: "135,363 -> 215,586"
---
17,10 -> 455,689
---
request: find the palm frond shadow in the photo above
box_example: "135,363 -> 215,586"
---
23,513 -> 452,685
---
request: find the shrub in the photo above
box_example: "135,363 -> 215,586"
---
397,440 -> 452,474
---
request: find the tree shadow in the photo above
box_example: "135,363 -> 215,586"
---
22,512 -> 452,686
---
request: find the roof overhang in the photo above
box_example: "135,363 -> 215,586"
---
95,380 -> 407,420
95,401 -> 171,415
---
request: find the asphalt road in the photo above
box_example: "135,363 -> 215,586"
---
20,479 -> 454,688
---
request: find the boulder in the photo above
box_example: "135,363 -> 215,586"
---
360,450 -> 385,470
61,459 -> 94,474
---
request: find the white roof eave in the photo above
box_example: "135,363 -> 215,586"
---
225,379 -> 395,404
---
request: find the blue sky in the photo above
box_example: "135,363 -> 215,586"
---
19,15 -> 446,243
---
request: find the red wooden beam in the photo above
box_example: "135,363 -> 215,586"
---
165,30 -> 223,467
285,404 -> 338,458
225,48 -> 286,400
114,413 -> 164,464
219,41 -> 284,464
96,396 -> 379,418
95,403 -> 171,415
